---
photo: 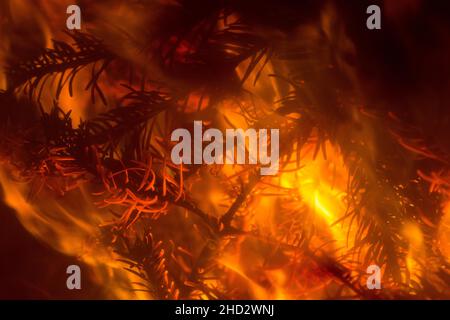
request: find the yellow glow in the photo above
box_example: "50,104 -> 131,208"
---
314,191 -> 334,220
218,257 -> 268,299
402,223 -> 424,285
279,142 -> 351,249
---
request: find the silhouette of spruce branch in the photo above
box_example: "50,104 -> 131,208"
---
6,31 -> 115,104
0,89 -> 219,232
115,231 -> 180,299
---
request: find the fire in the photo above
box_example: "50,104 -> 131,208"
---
0,0 -> 449,300
438,201 -> 450,261
402,222 -> 424,285
279,141 -> 351,249
0,169 -> 148,299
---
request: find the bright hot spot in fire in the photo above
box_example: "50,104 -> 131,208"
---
0,0 -> 449,299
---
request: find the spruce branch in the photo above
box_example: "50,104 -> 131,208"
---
6,31 -> 115,104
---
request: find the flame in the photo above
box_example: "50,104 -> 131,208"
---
438,201 -> 450,261
214,19 -> 356,297
218,256 -> 268,299
0,168 -> 148,299
279,141 -> 351,249
213,136 -> 353,298
0,2 -> 140,298
403,222 -> 424,285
